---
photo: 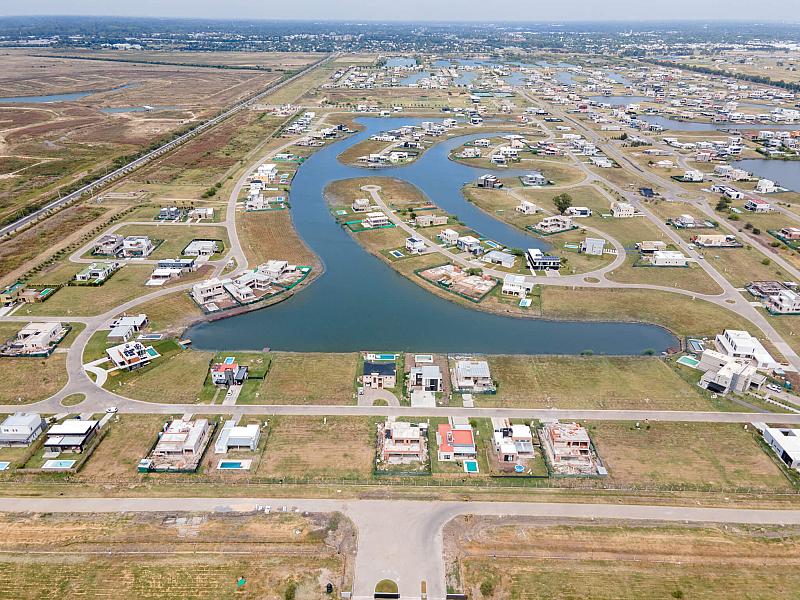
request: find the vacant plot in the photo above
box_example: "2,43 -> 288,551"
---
590,421 -> 791,490
0,510 -> 348,600
256,416 -> 373,479
104,348 -> 214,404
0,353 -> 66,404
541,286 -> 755,338
255,352 -> 358,405
136,290 -> 205,334
456,520 -> 800,600
325,176 -> 429,210
487,356 -> 712,410
237,210 -> 319,269
78,414 -> 167,480
24,265 -> 152,317
606,256 -> 723,295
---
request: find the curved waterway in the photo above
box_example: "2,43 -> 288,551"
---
186,117 -> 677,354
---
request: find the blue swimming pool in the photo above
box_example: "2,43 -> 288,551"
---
219,461 -> 242,469
42,459 -> 76,470
0,461 -> 10,471
224,356 -> 236,365
463,460 -> 479,474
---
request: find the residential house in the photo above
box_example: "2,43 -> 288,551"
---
0,413 -> 46,446
651,250 -> 688,267
744,197 -> 771,213
183,240 -> 219,257
362,361 -> 396,389
0,282 -> 24,306
191,278 -> 230,306
452,360 -> 494,392
93,233 -> 123,256
215,420 -> 260,454
381,420 -> 428,463
157,206 -> 183,221
121,236 -> 155,258
257,163 -> 278,182
491,418 -> 534,463
535,215 -> 573,234
766,289 -> 800,314
715,329 -> 778,369
436,418 -> 477,462
763,426 -> 800,471
565,206 -> 592,218
414,214 -> 448,227
439,229 -> 459,245
611,201 -> 636,218
107,314 -> 148,343
541,421 -> 596,474
106,341 -> 157,370
456,235 -> 482,254
501,274 -> 534,298
364,212 -> 389,228
408,365 -> 443,392
683,169 -> 705,182
188,207 -> 214,220
405,236 -> 426,254
580,238 -> 605,256
691,234 -> 741,248
152,419 -> 210,457
697,349 -> 764,395
476,174 -> 502,189
516,200 -> 539,215
210,360 -> 249,386
44,419 -> 99,453
525,248 -> 562,271
8,322 -> 66,355
756,179 -> 778,194
780,227 -> 800,241
482,250 -> 516,269
75,261 -> 119,283
521,171 -> 547,186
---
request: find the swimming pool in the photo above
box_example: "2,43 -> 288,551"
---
676,355 -> 700,368
224,356 -> 236,365
369,353 -> 397,361
414,354 -> 434,363
0,461 -> 10,471
217,459 -> 252,470
42,459 -> 76,470
390,250 -> 405,258
463,460 -> 479,474
687,339 -> 705,353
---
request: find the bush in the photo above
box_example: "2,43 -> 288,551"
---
284,581 -> 297,600
752,227 -> 761,235
762,258 -> 772,266
480,580 -> 495,597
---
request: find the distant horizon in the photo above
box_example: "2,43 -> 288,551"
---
0,0 -> 798,23
1,15 -> 799,25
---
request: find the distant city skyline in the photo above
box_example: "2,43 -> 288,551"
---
1,1 -> 799,22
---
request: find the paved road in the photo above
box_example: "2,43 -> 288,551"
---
3,496 -> 800,599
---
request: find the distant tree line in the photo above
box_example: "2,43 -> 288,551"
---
644,59 -> 800,92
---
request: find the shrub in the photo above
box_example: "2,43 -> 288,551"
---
480,580 -> 495,597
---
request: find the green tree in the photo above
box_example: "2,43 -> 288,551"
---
553,192 -> 573,215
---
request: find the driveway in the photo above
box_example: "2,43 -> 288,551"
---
358,387 -> 400,407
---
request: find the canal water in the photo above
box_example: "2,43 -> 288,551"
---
733,159 -> 800,192
185,117 -> 677,353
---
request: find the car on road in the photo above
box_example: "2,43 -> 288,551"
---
105,406 -> 118,413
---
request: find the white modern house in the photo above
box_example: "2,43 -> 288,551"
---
501,274 -> 534,298
765,288 -> 800,314
763,426 -> 800,471
0,413 -> 46,446
611,202 -> 636,218
715,329 -> 778,369
580,238 -> 605,256
651,250 -> 688,267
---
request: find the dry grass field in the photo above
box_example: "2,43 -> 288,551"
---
487,356 -> 713,410
256,416 -> 373,479
590,421 -> 791,490
0,353 -> 67,404
0,510 -> 350,600
451,517 -> 800,600
78,414 -> 167,480
325,176 -> 429,210
237,210 -> 320,270
255,352 -> 358,405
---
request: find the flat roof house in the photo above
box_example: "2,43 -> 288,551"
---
439,228 -> 459,245
611,201 -> 636,218
525,248 -> 561,271
406,236 -> 426,254
521,171 -> 547,186
437,418 -> 477,462
541,420 -> 596,474
364,211 -> 389,228
362,361 -> 397,389
0,413 -> 46,447
715,329 -> 778,369
191,278 -> 230,306
152,419 -> 210,457
8,322 -> 66,355
215,419 -> 260,454
745,197 -> 771,213
352,198 -> 371,212
763,426 -> 800,471
93,233 -> 123,256
121,235 -> 155,258
482,249 -> 516,269
452,360 -> 494,392
409,365 -> 443,392
75,261 -> 119,283
183,240 -> 219,257
766,289 -> 800,315
0,282 -> 24,307
580,238 -> 605,256
697,349 -> 764,395
456,235 -> 482,254
516,200 -> 539,215
106,341 -> 157,371
491,418 -> 534,463
44,419 -> 99,453
535,215 -> 573,234
501,274 -> 534,298
157,206 -> 183,221
414,213 -> 449,227
381,420 -> 428,463
651,250 -> 688,267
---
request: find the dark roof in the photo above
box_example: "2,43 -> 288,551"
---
363,361 -> 396,377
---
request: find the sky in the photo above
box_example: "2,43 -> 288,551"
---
1,0 -> 799,22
